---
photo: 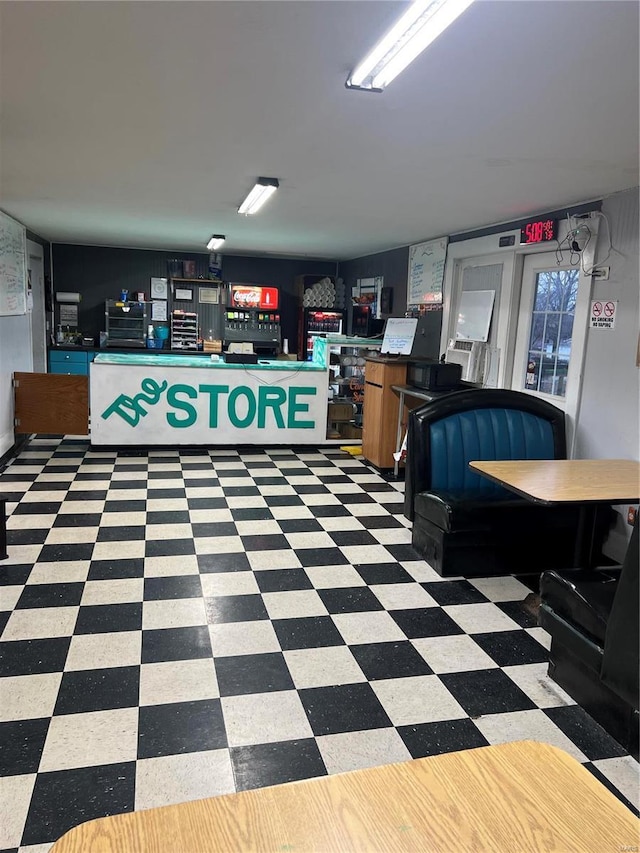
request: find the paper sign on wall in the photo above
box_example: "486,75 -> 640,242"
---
590,300 -> 617,329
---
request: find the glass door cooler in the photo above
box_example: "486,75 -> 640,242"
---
299,309 -> 345,362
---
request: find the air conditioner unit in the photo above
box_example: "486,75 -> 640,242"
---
445,339 -> 486,383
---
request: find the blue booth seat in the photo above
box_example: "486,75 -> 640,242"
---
404,389 -> 609,577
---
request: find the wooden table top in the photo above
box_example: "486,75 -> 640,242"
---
469,458 -> 640,504
50,741 -> 638,853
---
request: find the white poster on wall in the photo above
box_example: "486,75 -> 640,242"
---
407,237 -> 448,306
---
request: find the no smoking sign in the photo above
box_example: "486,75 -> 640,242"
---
590,300 -> 617,329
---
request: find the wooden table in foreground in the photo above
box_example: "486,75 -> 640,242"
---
51,741 -> 638,853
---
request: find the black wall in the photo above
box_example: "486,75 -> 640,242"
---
338,246 -> 409,326
52,244 -> 336,349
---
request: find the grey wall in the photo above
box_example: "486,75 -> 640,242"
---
339,246 -> 409,328
51,244 -> 336,349
574,187 -> 639,557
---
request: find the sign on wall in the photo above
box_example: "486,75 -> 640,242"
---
90,364 -> 328,445
407,237 -> 448,307
590,300 -> 617,330
0,210 -> 27,316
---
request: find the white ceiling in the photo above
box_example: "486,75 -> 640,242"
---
1,1 -> 638,260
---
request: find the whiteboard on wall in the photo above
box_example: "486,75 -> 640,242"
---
455,289 -> 496,342
0,210 -> 27,316
407,237 -> 448,306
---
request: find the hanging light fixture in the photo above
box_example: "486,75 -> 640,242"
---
238,178 -> 279,215
347,0 -> 474,92
206,235 -> 226,251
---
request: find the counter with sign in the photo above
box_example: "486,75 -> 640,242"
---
90,351 -> 328,446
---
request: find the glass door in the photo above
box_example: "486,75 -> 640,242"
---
511,251 -> 591,446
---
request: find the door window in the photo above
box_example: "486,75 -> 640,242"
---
523,268 -> 578,398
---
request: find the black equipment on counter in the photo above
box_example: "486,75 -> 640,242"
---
407,360 -> 463,391
224,285 -> 281,355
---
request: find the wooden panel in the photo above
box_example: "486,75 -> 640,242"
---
50,741 -> 639,853
362,384 -> 383,465
469,459 -> 640,504
14,372 -> 89,436
363,359 -> 386,386
362,360 -> 407,468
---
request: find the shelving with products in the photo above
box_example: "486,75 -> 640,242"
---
171,310 -> 199,350
320,336 -> 382,442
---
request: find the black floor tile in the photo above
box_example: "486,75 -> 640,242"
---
496,600 -> 539,629
37,543 -> 94,563
336,493 -> 375,504
97,526 -> 145,542
87,558 -> 144,581
7,529 -> 49,546
0,565 -> 32,586
241,534 -> 290,551
254,476 -> 288,486
54,666 -> 140,715
230,507 -> 274,521
143,575 -> 202,600
74,603 -> 142,635
423,581 -> 489,606
318,474 -> 353,484
308,505 -> 351,517
440,669 -> 536,716
255,569 -> 313,593
103,500 -> 147,513
318,587 -> 384,614
357,515 -> 404,529
299,683 -> 392,735
545,706 -> 628,761
328,530 -> 378,547
355,563 -> 413,585
350,641 -> 432,680
0,718 -> 50,775
390,608 -> 464,639
142,626 -> 213,663
146,510 -> 191,524
0,637 -> 70,676
74,472 -> 109,481
62,491 -> 108,502
197,552 -> 251,573
187,497 -> 228,510
222,486 -> 260,497
12,502 -> 62,515
21,762 -> 136,847
215,652 -> 294,696
472,630 -> 549,667
296,548 -> 349,568
138,699 -> 226,758
384,544 -> 421,562
231,739 -> 327,792
28,482 -> 69,491
276,518 -> 323,534
53,514 -> 103,528
146,489 -> 186,500
191,522 -> 238,538
204,594 -> 269,624
398,719 -> 489,758
16,582 -> 84,610
0,612 -> 9,635
273,616 -> 345,650
145,538 -> 195,557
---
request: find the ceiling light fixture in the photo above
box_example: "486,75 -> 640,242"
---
206,235 -> 226,251
347,0 -> 474,92
238,177 -> 279,215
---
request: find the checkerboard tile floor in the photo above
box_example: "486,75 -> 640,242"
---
1,437 -> 638,851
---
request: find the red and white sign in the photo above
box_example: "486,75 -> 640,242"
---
590,299 -> 617,330
231,285 -> 279,310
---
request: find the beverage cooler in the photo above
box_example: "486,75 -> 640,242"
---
299,309 -> 345,362
224,284 -> 281,355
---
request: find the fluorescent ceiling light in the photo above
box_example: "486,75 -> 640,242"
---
347,0 -> 474,92
238,177 -> 279,215
206,234 -> 226,251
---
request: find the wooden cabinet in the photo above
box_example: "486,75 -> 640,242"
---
362,358 -> 408,469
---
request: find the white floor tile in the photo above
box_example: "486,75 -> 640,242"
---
469,576 -> 532,602
284,646 -> 366,689
208,620 -> 281,658
443,603 -> 521,634
332,611 -> 406,645
371,675 -> 466,726
412,635 -> 496,674
81,578 -> 143,606
474,709 -> 588,763
135,749 -> 235,810
221,691 -> 313,747
139,659 -> 219,705
142,598 -> 207,630
0,774 -> 36,848
503,663 -> 576,708
201,572 -> 260,597
65,632 -> 142,672
39,708 -> 139,771
318,728 -> 411,775
370,583 -> 437,610
0,673 -> 62,722
263,590 -> 328,620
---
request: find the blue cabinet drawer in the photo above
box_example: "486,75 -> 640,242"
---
49,350 -> 88,365
49,361 -> 88,376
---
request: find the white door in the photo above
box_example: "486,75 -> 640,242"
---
27,240 -> 47,373
511,251 -> 591,451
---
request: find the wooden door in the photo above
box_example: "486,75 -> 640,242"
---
14,373 -> 89,436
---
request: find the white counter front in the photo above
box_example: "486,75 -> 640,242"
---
90,353 -> 328,446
